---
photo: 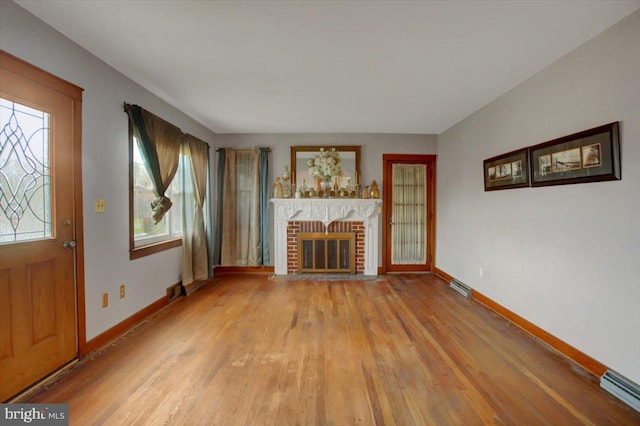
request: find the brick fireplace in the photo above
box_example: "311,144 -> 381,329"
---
271,198 -> 381,275
287,221 -> 365,274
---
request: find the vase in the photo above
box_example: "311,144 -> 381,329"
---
322,177 -> 332,197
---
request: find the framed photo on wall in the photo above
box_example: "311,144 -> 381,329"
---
529,122 -> 620,187
483,148 -> 530,191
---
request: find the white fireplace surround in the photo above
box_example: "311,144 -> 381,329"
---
271,198 -> 382,275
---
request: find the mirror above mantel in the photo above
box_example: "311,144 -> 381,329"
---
291,145 -> 361,189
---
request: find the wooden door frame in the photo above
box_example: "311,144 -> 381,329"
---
1,51 -> 87,356
381,154 -> 436,274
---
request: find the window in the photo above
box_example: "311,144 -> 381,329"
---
130,135 -> 183,258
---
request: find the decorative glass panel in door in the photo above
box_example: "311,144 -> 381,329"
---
0,98 -> 52,243
391,164 -> 427,264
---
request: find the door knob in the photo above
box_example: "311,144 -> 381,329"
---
63,240 -> 76,249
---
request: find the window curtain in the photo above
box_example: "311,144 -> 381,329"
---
391,164 -> 427,264
212,150 -> 226,265
220,149 -> 237,265
217,148 -> 267,266
182,135 -> 210,285
124,103 -> 183,223
259,148 -> 270,265
205,155 -> 213,279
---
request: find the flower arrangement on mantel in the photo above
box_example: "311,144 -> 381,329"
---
307,148 -> 342,181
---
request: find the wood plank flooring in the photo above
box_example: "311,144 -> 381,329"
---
25,274 -> 640,425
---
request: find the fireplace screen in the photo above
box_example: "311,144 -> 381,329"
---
297,232 -> 355,274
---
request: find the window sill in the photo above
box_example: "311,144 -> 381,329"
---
130,238 -> 182,260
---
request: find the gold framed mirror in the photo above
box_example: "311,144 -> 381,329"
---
291,145 -> 361,189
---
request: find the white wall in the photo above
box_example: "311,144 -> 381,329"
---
437,11 -> 640,383
0,1 -> 216,340
213,133 -> 437,264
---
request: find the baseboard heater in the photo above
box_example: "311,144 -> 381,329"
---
600,370 -> 640,412
449,279 -> 472,298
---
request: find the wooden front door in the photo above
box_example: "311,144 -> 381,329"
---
382,154 -> 436,272
0,52 -> 82,401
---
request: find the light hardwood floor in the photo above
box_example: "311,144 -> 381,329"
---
26,274 -> 639,425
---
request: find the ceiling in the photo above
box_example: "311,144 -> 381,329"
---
15,1 -> 640,134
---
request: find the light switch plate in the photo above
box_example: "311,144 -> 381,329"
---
95,199 -> 106,213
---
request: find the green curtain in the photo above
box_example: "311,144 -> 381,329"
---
259,147 -> 270,265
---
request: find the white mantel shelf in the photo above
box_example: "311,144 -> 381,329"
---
271,198 -> 382,276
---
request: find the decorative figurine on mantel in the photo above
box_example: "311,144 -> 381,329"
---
344,177 -> 354,197
298,178 -> 308,198
273,176 -> 283,198
282,165 -> 291,198
370,180 -> 380,199
362,185 -> 370,199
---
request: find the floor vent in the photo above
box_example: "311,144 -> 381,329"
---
600,370 -> 640,412
449,279 -> 472,298
166,283 -> 183,303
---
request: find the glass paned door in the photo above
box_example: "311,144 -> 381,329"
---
0,98 -> 52,243
383,154 -> 435,272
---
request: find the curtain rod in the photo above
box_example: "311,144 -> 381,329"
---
216,148 -> 271,153
124,103 -> 211,146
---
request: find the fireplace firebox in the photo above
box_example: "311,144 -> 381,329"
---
297,232 -> 355,274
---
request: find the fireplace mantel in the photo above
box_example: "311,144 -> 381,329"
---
271,198 -> 382,275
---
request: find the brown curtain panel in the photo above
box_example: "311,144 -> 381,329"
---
182,135 -> 209,283
125,103 -> 183,223
220,149 -> 261,266
142,109 -> 183,223
220,149 -> 237,265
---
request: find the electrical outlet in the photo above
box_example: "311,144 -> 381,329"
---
120,284 -> 125,299
102,293 -> 108,308
479,267 -> 484,277
95,199 -> 106,213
